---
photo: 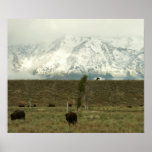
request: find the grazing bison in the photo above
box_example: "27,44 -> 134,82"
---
33,104 -> 37,107
68,104 -> 72,107
48,104 -> 55,107
11,110 -> 25,120
127,106 -> 132,108
18,104 -> 25,107
65,111 -> 77,125
96,77 -> 100,80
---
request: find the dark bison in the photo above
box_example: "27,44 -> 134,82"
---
96,77 -> 100,80
68,104 -> 72,107
18,104 -> 25,107
65,111 -> 77,125
127,106 -> 132,108
33,104 -> 37,107
48,104 -> 55,107
11,110 -> 25,120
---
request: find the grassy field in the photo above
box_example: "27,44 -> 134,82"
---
8,106 -> 144,133
8,80 -> 144,106
8,80 -> 144,133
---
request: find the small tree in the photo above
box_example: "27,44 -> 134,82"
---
77,75 -> 88,110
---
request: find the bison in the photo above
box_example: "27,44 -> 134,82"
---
48,104 -> 55,107
18,104 -> 25,107
33,104 -> 37,107
11,110 -> 25,120
127,106 -> 132,108
68,104 -> 72,107
27,104 -> 37,107
65,111 -> 77,125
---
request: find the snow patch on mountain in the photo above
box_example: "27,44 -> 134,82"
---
8,35 -> 144,80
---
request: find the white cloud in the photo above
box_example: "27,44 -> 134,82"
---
8,19 -> 144,45
8,71 -> 43,80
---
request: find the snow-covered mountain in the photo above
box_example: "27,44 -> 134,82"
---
8,35 -> 144,80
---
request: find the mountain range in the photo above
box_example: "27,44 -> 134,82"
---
8,35 -> 144,80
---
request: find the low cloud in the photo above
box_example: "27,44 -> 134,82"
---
8,71 -> 43,80
8,19 -> 144,45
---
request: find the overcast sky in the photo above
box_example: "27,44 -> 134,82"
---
8,19 -> 144,45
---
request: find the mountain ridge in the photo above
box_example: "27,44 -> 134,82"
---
8,35 -> 144,80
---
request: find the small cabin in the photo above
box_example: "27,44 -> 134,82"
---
96,77 -> 100,80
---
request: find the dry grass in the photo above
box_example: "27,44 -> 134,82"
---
8,80 -> 144,107
8,80 -> 144,133
8,106 -> 144,133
